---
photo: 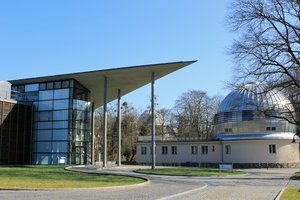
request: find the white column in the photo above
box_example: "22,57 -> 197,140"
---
151,72 -> 156,169
117,89 -> 122,166
103,76 -> 108,167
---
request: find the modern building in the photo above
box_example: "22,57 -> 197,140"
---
137,82 -> 300,168
0,61 -> 196,165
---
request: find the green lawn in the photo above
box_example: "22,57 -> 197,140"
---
280,172 -> 300,199
280,188 -> 300,200
0,165 -> 144,188
136,167 -> 245,176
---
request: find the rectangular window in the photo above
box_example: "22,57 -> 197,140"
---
53,99 -> 69,110
212,145 -> 215,152
53,121 -> 69,129
37,111 -> 53,121
191,146 -> 198,154
202,146 -> 208,154
37,121 -> 53,130
225,128 -> 233,133
54,81 -> 62,89
38,100 -> 53,111
141,147 -> 147,155
62,80 -> 70,88
53,110 -> 69,121
25,84 -> 39,92
36,130 -> 52,141
225,145 -> 231,154
269,144 -> 276,154
171,146 -> 177,155
162,146 -> 168,155
46,82 -> 54,90
53,129 -> 69,140
54,89 -> 70,99
39,90 -> 54,100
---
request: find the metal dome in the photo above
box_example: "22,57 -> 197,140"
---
218,82 -> 293,113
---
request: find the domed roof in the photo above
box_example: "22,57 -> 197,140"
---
218,82 -> 293,113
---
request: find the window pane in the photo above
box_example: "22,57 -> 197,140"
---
38,100 -> 53,110
37,121 -> 53,129
52,154 -> 68,165
25,84 -> 39,92
54,81 -> 62,89
36,142 -> 52,152
54,89 -> 69,99
46,82 -> 54,90
54,99 -> 69,110
62,80 -> 70,88
34,154 -> 52,164
39,83 -> 46,90
52,142 -> 68,153
36,130 -> 52,141
37,111 -> 53,121
53,121 -> 69,129
53,129 -> 69,140
39,90 -> 54,100
53,110 -> 69,121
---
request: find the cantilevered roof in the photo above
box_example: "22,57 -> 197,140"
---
9,60 -> 196,108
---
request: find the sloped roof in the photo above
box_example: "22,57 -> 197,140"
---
10,60 -> 196,108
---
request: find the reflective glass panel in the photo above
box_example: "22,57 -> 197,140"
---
54,99 -> 69,110
37,121 -> 53,129
39,90 -> 54,100
52,142 -> 68,153
34,154 -> 52,164
38,101 -> 53,110
25,84 -> 39,92
53,121 -> 68,129
53,110 -> 69,121
53,129 -> 69,140
37,111 -> 53,121
36,130 -> 52,141
54,89 -> 69,99
36,142 -> 52,152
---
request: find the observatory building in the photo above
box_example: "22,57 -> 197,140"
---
137,82 -> 300,167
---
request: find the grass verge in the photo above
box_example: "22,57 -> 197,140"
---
280,188 -> 300,200
136,167 -> 245,176
0,165 -> 144,188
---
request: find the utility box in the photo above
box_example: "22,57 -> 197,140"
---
0,81 -> 12,100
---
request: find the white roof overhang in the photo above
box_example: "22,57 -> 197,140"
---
9,60 -> 196,108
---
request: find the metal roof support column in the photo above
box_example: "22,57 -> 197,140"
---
117,89 -> 122,167
91,103 -> 95,165
151,72 -> 156,169
103,76 -> 108,167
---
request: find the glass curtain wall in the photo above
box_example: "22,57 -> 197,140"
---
12,79 -> 92,165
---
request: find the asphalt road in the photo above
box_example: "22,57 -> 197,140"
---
0,166 -> 299,200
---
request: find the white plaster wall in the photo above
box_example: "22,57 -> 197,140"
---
136,142 -> 222,164
222,140 -> 300,163
137,140 -> 300,164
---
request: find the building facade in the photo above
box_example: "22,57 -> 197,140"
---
0,61 -> 195,165
137,82 -> 300,168
12,79 -> 92,165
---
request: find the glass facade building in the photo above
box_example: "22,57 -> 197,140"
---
12,79 -> 92,165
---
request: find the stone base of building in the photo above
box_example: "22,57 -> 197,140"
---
137,162 -> 300,168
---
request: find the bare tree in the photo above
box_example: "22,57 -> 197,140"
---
227,0 -> 300,127
172,90 -> 220,139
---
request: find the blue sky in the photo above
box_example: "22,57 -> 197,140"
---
0,0 -> 234,110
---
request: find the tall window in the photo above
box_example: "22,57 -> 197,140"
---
225,145 -> 231,154
141,147 -> 147,155
191,146 -> 198,154
269,144 -> 276,154
171,146 -> 177,155
202,146 -> 208,154
162,146 -> 168,155
212,145 -> 215,152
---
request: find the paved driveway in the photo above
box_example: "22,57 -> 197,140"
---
0,166 -> 299,200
